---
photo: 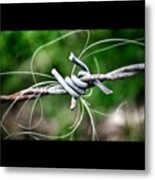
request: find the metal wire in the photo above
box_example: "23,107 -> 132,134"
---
0,62 -> 145,103
51,52 -> 113,109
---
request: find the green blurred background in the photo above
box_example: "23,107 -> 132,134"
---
1,29 -> 144,141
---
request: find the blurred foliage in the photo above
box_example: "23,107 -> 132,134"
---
1,29 -> 144,140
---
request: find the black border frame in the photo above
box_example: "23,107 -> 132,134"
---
1,1 -> 145,170
1,1 -> 144,30
1,140 -> 144,169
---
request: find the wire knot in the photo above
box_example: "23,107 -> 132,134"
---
51,52 -> 113,110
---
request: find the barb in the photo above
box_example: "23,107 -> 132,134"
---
68,52 -> 113,109
0,55 -> 144,103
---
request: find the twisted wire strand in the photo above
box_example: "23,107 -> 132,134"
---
0,58 -> 145,104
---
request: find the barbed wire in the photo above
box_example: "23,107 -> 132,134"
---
0,53 -> 144,106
